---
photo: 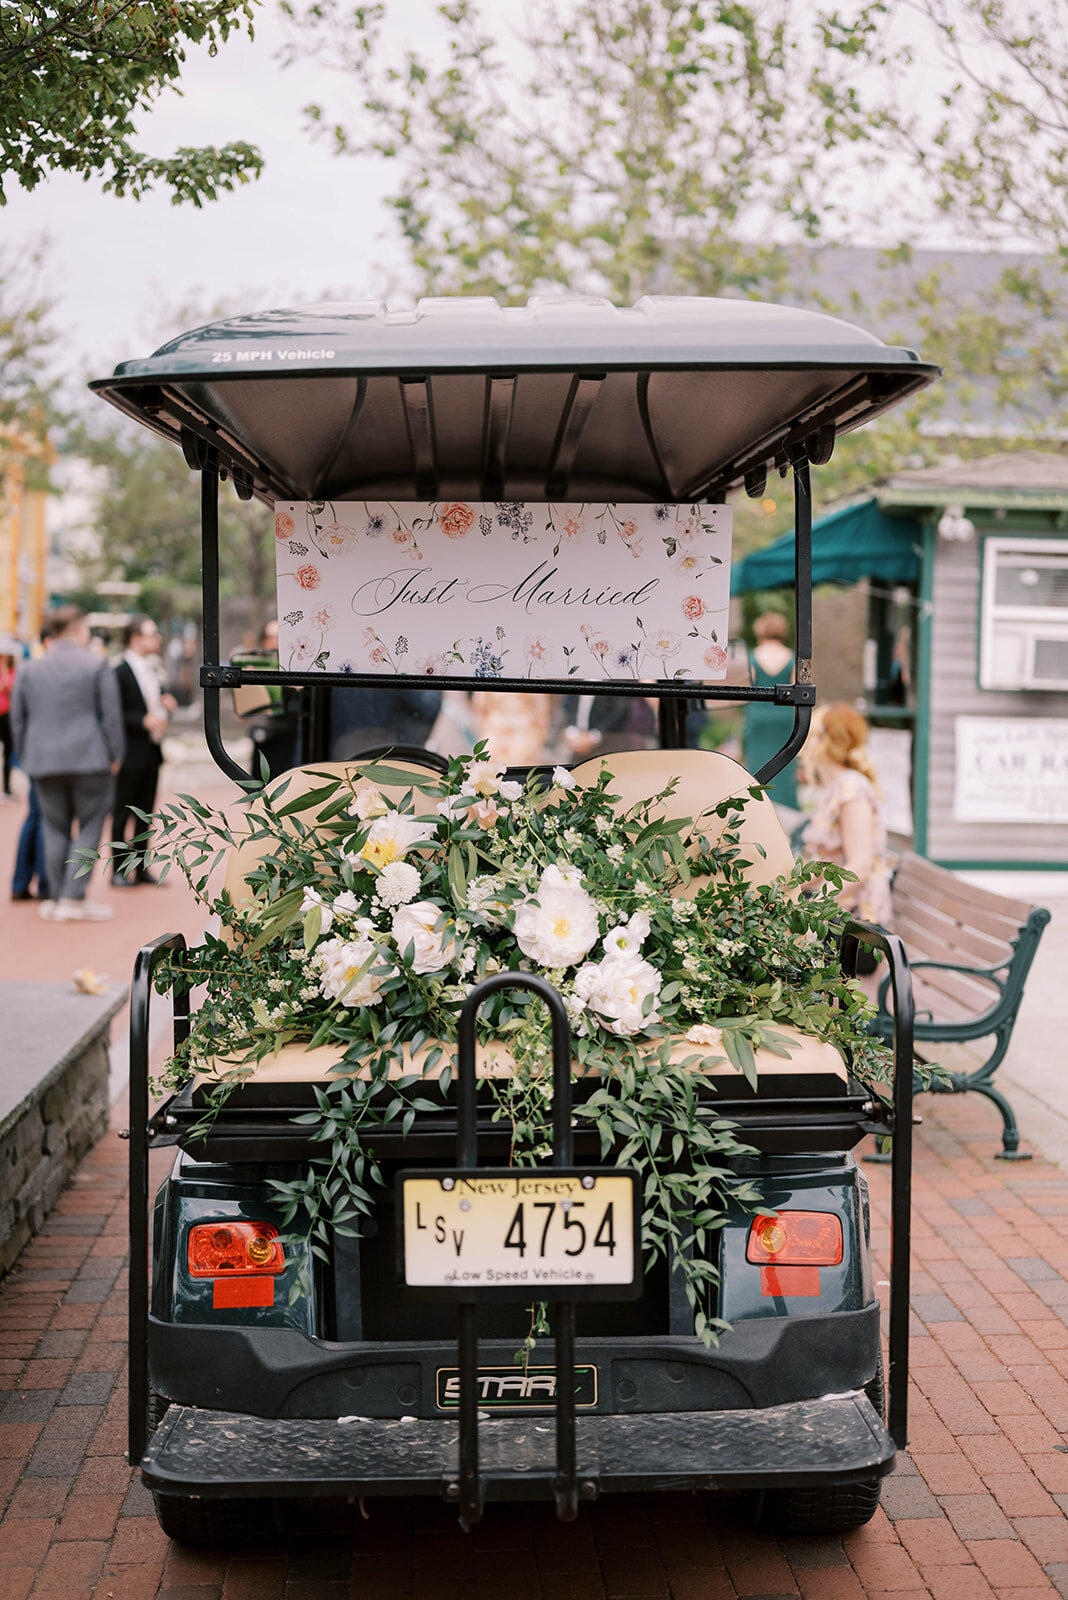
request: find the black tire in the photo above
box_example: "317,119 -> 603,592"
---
147,1392 -> 288,1547
752,1355 -> 886,1536
753,1474 -> 884,1536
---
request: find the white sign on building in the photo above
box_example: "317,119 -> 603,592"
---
274,501 -> 731,683
954,716 -> 1068,825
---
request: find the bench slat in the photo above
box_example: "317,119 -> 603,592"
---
910,974 -> 981,1027
889,898 -> 1014,969
894,854 -> 1037,927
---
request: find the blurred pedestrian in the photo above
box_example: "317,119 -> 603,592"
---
10,618 -> 56,903
330,686 -> 442,760
472,692 -> 553,766
555,694 -> 635,762
10,605 -> 123,921
0,644 -> 15,799
111,615 -> 177,885
738,611 -> 799,808
246,619 -> 300,780
800,703 -> 891,925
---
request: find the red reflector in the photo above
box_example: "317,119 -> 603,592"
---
213,1276 -> 275,1309
746,1211 -> 843,1266
188,1221 -> 285,1278
761,1265 -> 821,1298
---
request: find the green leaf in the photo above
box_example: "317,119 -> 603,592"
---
303,903 -> 323,950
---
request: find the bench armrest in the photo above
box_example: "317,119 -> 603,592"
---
876,957 -> 1006,1030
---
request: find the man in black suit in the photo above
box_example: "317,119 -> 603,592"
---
111,616 -> 176,885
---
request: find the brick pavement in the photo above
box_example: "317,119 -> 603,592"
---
3,1093 -> 1068,1599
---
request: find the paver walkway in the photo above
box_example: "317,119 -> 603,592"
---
3,1092 -> 1068,1600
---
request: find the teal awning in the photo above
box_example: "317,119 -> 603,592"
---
732,498 -> 921,593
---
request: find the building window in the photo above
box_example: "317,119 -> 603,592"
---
980,536 -> 1068,691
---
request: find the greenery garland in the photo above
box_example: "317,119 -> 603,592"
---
144,750 -> 894,1345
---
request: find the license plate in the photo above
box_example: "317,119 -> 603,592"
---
436,1364 -> 598,1410
396,1168 -> 641,1301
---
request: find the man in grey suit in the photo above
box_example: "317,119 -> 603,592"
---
11,606 -> 124,921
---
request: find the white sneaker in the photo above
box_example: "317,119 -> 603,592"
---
38,899 -> 57,920
53,899 -> 114,922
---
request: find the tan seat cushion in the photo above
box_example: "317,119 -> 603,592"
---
223,758 -> 440,909
204,749 -> 812,1093
569,747 -> 793,892
194,1022 -> 845,1089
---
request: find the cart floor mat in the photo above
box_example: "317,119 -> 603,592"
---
141,1392 -> 894,1499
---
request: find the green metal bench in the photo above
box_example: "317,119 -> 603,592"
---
873,853 -> 1050,1159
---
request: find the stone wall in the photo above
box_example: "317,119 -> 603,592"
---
0,983 -> 124,1277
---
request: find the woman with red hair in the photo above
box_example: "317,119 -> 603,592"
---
801,703 -> 891,925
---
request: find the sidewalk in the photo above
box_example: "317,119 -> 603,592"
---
0,752 -> 240,1064
4,1098 -> 1068,1597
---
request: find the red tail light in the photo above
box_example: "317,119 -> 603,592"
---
187,1221 -> 285,1278
746,1211 -> 843,1266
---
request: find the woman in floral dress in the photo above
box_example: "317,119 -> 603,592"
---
800,703 -> 892,926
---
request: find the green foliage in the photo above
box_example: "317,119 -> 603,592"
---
0,240 -> 59,444
139,750 -> 895,1344
70,414 -> 274,627
282,0 -> 1068,461
280,0 -> 898,304
0,2 -> 263,205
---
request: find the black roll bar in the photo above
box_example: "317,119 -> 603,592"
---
453,973 -> 577,1527
127,932 -> 189,1468
840,922 -> 914,1450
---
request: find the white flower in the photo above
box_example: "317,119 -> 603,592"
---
376,861 -> 422,907
552,765 -> 576,790
499,780 -> 523,802
602,912 -> 650,959
316,934 -> 394,1007
301,886 -> 333,936
562,828 -> 582,848
685,1024 -> 724,1048
563,993 -> 587,1025
360,809 -> 436,869
351,783 -> 387,821
513,864 -> 600,969
392,901 -> 459,975
574,951 -> 662,1037
332,889 -> 365,919
467,875 -> 509,923
605,842 -> 625,865
462,759 -> 506,799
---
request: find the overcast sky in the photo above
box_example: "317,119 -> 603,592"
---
5,7 -> 434,386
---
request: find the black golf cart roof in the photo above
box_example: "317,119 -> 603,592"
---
89,295 -> 938,505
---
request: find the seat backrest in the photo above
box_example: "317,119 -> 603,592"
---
569,747 -> 794,891
222,758 -> 439,908
889,852 -> 1038,1021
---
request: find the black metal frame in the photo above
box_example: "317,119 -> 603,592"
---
190,451 -> 816,783
449,973 -> 586,1526
840,922 -> 914,1449
128,932 -> 188,1469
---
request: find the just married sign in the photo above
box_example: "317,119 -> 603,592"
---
273,501 -> 732,682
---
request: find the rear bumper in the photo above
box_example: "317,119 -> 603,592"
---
143,1392 -> 894,1501
148,1304 -> 882,1419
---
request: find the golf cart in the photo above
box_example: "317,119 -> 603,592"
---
91,295 -> 934,1545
